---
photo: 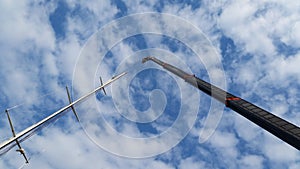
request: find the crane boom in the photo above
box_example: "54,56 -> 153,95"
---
142,56 -> 300,150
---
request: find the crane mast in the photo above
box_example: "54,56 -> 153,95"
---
142,56 -> 300,150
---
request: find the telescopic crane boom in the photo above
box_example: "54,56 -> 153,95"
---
142,56 -> 300,150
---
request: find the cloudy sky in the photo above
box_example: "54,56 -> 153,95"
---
1,0 -> 300,168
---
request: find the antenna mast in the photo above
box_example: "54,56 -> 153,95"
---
0,72 -> 127,163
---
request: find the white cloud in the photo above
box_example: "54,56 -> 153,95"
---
66,0 -> 118,25
218,1 -> 276,56
1,0 -> 300,169
216,0 -> 300,58
231,113 -> 262,142
263,132 -> 300,163
0,1 -> 56,105
0,1 -> 55,50
268,54 -> 300,84
239,155 -> 264,169
178,157 -> 206,169
208,130 -> 238,149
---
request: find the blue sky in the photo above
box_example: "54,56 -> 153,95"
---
1,0 -> 300,168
